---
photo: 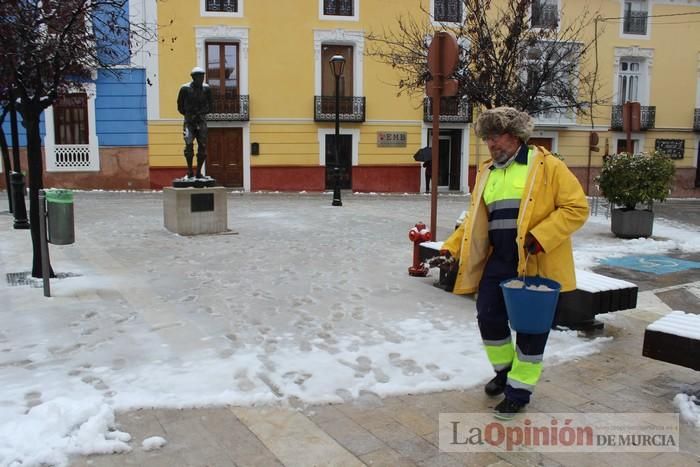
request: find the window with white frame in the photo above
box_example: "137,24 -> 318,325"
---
201,0 -> 243,17
618,59 -> 640,104
523,41 -> 578,124
622,0 -> 648,36
314,29 -> 364,97
615,137 -> 641,154
613,47 -> 652,106
44,84 -> 100,172
531,0 -> 558,29
54,93 -> 89,145
433,0 -> 462,23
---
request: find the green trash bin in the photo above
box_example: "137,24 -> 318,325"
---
46,189 -> 75,245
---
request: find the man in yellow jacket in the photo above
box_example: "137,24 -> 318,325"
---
440,107 -> 589,419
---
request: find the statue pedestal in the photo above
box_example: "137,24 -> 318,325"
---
163,186 -> 228,235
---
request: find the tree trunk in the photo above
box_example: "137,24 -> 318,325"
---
0,128 -> 13,213
24,105 -> 55,278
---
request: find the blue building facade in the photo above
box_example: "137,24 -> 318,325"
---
1,0 -> 157,190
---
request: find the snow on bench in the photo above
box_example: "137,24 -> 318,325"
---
643,311 -> 700,371
556,270 -> 638,329
418,241 -> 638,331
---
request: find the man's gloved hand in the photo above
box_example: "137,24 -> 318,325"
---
524,233 -> 544,255
427,250 -> 454,269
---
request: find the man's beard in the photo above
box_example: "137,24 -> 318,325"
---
492,150 -> 511,163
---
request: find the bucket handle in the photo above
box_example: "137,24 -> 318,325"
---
520,252 -> 538,286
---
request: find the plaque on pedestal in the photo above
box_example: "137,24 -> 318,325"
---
163,186 -> 228,235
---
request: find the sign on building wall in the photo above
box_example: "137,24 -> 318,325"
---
655,139 -> 684,159
377,131 -> 407,147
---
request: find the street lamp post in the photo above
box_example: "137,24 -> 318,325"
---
9,86 -> 29,229
329,55 -> 345,207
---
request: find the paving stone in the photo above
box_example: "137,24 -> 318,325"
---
495,451 -> 562,466
399,393 -> 465,415
444,451 -> 505,466
336,403 -> 395,427
362,419 -> 420,445
633,451 -> 699,467
388,405 -> 439,436
544,452 -> 618,467
416,452 -> 469,467
360,447 -> 418,466
315,416 -> 386,457
200,408 -> 283,467
655,288 -> 700,314
386,434 -> 440,462
535,382 -> 591,408
231,406 -> 362,467
305,403 -> 346,425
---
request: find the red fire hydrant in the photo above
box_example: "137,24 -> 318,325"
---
408,222 -> 431,276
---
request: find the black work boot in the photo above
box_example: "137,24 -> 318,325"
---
484,370 -> 508,397
494,398 -> 526,420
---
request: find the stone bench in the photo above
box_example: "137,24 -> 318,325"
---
643,311 -> 700,371
418,241 -> 638,331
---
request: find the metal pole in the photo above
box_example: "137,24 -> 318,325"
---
9,87 -> 29,229
332,71 -> 343,207
429,35 -> 442,240
586,134 -> 593,196
624,102 -> 632,154
38,190 -> 50,297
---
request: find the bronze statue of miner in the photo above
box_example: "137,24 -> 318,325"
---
177,67 -> 213,179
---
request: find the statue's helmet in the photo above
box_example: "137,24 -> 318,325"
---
191,66 -> 205,76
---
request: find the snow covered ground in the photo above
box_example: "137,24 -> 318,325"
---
1,192 -> 699,466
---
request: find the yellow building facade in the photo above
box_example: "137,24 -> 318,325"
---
147,0 -> 700,196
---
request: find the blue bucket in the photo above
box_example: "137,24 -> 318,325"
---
499,276 -> 561,334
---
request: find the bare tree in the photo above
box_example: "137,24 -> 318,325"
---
367,0 -> 605,117
0,0 -> 156,277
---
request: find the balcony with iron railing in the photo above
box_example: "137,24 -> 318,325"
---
314,96 -> 366,122
532,3 -> 558,28
623,11 -> 648,35
423,97 -> 472,123
206,92 -> 249,121
694,109 -> 700,131
610,104 -> 656,131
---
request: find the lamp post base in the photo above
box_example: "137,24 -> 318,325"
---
10,172 -> 29,229
331,167 -> 343,206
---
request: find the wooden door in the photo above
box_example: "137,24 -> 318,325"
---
528,137 -> 553,151
207,128 -> 243,187
437,136 -> 451,187
325,134 -> 352,189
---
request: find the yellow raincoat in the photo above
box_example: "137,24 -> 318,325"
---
441,146 -> 589,294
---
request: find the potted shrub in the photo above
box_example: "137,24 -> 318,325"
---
595,151 -> 675,238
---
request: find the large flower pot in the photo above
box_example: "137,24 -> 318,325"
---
611,208 -> 654,238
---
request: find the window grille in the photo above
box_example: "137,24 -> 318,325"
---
324,0 -> 353,16
434,0 -> 462,22
206,0 -> 238,12
531,1 -> 558,28
623,11 -> 647,34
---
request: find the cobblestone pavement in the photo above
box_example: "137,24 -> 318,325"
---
2,193 -> 699,466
